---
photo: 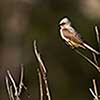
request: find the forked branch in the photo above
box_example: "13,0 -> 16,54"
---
89,79 -> 99,100
74,49 -> 100,72
33,40 -> 51,100
74,26 -> 100,72
5,65 -> 26,100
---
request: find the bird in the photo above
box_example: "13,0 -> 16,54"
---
59,17 -> 100,55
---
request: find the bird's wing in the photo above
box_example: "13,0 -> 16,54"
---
62,29 -> 83,44
68,26 -> 77,35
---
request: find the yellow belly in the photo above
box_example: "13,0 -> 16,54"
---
67,41 -> 85,49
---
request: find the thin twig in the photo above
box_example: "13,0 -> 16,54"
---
18,64 -> 27,96
6,66 -> 26,100
10,86 -> 15,100
89,79 -> 99,100
93,79 -> 99,100
15,96 -> 20,100
18,64 -> 24,96
5,76 -> 15,100
74,49 -> 100,72
33,40 -> 51,100
7,70 -> 18,97
92,52 -> 98,65
43,77 -> 51,100
89,88 -> 97,99
91,26 -> 100,66
33,40 -> 47,75
37,69 -> 43,100
95,26 -> 100,50
5,76 -> 10,96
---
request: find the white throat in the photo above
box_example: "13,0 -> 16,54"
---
60,28 -> 69,42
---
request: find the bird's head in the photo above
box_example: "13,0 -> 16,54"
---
59,17 -> 71,29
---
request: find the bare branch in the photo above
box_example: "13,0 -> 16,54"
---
91,26 -> 100,66
33,40 -> 51,100
89,79 -> 99,100
6,66 -> 26,100
7,70 -> 18,97
37,69 -> 43,100
15,96 -> 20,100
93,79 -> 99,100
89,88 -> 97,100
92,52 -> 98,65
89,88 -> 97,99
18,64 -> 24,96
95,26 -> 100,50
10,86 -> 15,100
74,49 -> 100,72
5,76 -> 10,96
33,40 -> 47,75
43,77 -> 51,100
5,76 -> 15,100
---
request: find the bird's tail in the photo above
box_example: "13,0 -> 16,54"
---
83,43 -> 100,55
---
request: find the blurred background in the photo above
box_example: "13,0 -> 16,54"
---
0,0 -> 100,99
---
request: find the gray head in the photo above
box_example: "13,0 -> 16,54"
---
59,17 -> 76,33
59,17 -> 71,27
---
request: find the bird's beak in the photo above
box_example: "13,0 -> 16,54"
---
58,24 -> 61,29
58,23 -> 64,27
58,24 -> 61,27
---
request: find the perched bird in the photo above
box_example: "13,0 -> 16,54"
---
59,17 -> 100,55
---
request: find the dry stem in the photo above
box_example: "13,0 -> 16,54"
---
75,49 -> 100,72
5,65 -> 26,100
33,40 -> 51,100
89,79 -> 99,100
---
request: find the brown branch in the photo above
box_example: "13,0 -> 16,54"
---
91,26 -> 100,65
89,88 -> 97,99
5,76 -> 14,100
10,86 -> 15,100
89,79 -> 99,100
5,76 -> 10,97
33,40 -> 51,100
74,49 -> 100,72
95,26 -> 100,50
43,76 -> 51,100
5,65 -> 26,100
33,40 -> 47,75
33,40 -> 47,73
92,52 -> 98,65
7,70 -> 18,97
18,65 -> 24,96
7,70 -> 20,100
37,69 -> 43,100
93,79 -> 98,99
18,64 -> 27,96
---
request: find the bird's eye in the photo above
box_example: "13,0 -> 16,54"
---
59,23 -> 65,26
